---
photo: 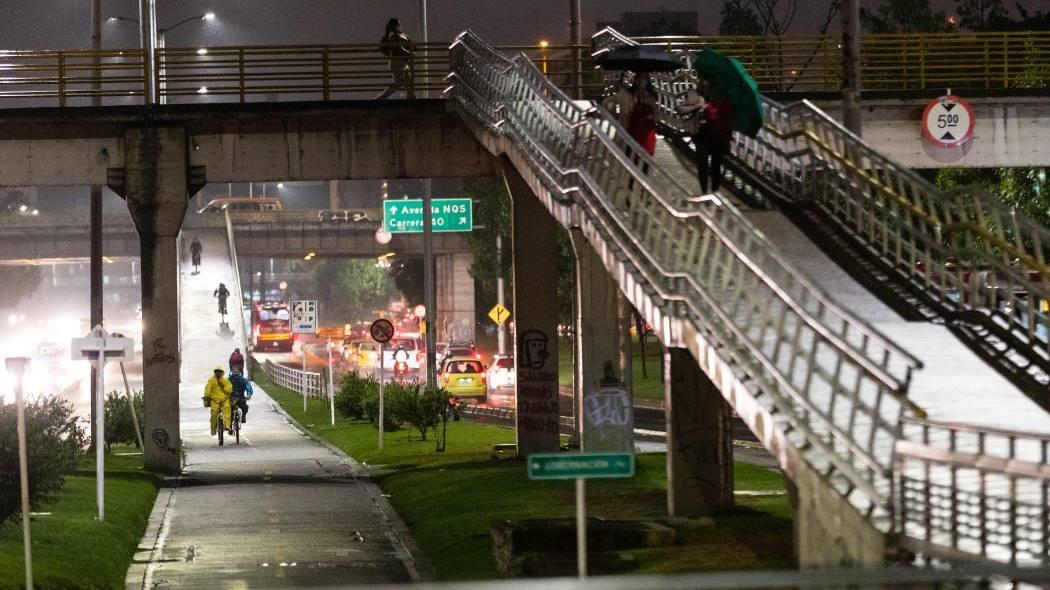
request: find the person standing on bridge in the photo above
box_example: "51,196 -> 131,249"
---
625,73 -> 658,157
377,18 -> 416,100
214,283 -> 230,317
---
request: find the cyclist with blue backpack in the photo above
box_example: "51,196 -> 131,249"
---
229,369 -> 253,424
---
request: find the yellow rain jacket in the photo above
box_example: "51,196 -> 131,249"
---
204,375 -> 233,433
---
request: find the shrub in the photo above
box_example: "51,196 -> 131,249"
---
334,372 -> 377,421
0,395 -> 86,523
104,390 -> 144,451
387,384 -> 451,441
363,384 -> 402,432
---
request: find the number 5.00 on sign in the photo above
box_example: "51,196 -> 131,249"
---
922,94 -> 975,148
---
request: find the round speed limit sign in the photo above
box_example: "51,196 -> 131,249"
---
922,94 -> 975,148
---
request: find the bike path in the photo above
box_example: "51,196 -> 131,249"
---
127,229 -> 423,588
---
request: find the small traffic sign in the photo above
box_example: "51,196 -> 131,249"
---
527,452 -> 635,480
488,303 -> 511,325
370,318 -> 395,343
291,300 -> 318,334
383,198 -> 473,233
71,326 -> 133,361
922,94 -> 975,148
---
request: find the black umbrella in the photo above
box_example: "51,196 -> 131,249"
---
595,45 -> 684,72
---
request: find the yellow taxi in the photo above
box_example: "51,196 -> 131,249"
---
439,356 -> 487,398
355,342 -> 381,370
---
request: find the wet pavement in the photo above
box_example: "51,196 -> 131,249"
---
127,229 -> 422,588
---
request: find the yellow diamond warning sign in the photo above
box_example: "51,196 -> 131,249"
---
488,303 -> 511,325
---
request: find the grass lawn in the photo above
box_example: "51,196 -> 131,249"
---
0,449 -> 161,589
257,371 -> 793,581
558,335 -> 665,402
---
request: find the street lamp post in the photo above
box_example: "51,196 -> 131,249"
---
109,10 -> 214,104
6,357 -> 32,589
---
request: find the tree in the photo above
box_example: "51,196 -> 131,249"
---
311,258 -> 394,322
953,0 -> 1012,30
936,167 -> 1050,228
720,1 -> 764,34
1012,4 -> 1050,29
392,258 -> 424,306
463,176 -> 511,305
861,0 -> 950,32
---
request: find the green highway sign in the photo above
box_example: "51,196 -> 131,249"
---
527,452 -> 635,480
383,198 -> 473,233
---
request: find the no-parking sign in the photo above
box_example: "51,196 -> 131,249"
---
922,94 -> 975,148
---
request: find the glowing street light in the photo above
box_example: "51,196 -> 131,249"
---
374,227 -> 392,245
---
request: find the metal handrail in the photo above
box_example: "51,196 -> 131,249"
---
224,210 -> 251,360
597,27 -> 1050,382
262,358 -> 325,398
629,31 -> 1050,91
448,29 -> 924,518
0,41 -> 598,106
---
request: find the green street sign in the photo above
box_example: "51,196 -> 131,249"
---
527,453 -> 635,480
383,198 -> 473,233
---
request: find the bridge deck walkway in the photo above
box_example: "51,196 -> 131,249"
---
653,135 -> 1050,437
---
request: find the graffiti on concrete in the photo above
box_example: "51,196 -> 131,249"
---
145,337 -> 176,368
151,428 -> 177,454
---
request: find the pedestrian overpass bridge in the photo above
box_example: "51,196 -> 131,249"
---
0,29 -> 1048,573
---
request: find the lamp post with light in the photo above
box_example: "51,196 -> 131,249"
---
108,11 -> 215,103
5,357 -> 32,589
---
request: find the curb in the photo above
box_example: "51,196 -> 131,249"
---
125,475 -> 180,590
265,393 -> 437,583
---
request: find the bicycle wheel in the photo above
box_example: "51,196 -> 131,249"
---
217,413 -> 224,447
234,410 -> 241,444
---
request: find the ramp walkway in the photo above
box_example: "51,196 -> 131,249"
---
128,227 -> 421,588
447,29 -> 1050,568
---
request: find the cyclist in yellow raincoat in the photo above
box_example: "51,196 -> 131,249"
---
204,367 -> 233,436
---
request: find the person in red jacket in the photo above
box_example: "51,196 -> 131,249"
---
625,74 -> 658,156
678,79 -> 733,193
228,348 -> 244,375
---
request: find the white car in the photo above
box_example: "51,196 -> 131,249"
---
486,355 -> 515,392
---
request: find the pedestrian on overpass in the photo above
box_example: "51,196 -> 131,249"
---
678,79 -> 732,193
377,18 -> 416,99
204,367 -> 233,436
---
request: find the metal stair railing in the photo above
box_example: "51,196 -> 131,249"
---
591,28 -> 1050,566
592,29 -> 1050,389
896,418 -> 1050,566
447,30 -> 922,520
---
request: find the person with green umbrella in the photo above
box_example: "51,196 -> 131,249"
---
677,78 -> 733,193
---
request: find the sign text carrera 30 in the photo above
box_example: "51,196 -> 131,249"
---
383,198 -> 473,233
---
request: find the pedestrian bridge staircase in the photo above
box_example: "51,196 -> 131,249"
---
446,29 -> 1050,568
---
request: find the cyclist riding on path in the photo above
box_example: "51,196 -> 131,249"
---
229,369 -> 253,424
204,367 -> 233,436
214,283 -> 230,316
190,237 -> 203,274
229,348 -> 244,374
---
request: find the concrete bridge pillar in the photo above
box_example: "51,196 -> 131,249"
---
665,348 -> 734,516
123,127 -> 189,475
503,166 -> 560,455
570,229 -> 633,452
435,252 -> 476,343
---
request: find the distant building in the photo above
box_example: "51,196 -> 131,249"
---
598,10 -> 699,36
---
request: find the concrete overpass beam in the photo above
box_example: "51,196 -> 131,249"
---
570,229 -> 633,452
664,348 -> 734,516
435,253 -> 475,343
123,126 -> 189,475
503,165 -> 560,455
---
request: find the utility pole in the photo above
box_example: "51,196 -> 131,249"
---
496,235 -> 506,355
140,0 -> 157,104
569,0 -> 582,100
89,0 -> 103,450
423,182 -> 437,389
842,0 -> 862,135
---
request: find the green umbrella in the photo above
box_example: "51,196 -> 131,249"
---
692,48 -> 764,138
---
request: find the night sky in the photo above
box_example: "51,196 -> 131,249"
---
3,1 -> 1050,51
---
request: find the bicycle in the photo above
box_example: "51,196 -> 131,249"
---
216,409 -> 225,447
231,405 -> 242,444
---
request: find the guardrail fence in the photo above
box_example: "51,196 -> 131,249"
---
261,358 -> 326,399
